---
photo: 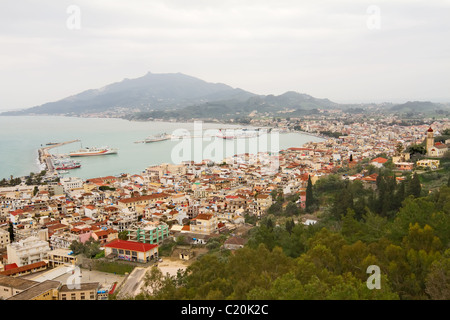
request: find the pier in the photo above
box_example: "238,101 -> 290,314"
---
38,140 -> 80,176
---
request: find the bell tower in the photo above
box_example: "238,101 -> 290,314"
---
426,127 -> 434,156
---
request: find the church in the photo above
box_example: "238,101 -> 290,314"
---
426,127 -> 448,157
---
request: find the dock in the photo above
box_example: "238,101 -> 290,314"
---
38,140 -> 80,176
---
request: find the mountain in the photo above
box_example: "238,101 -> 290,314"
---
1,72 -> 345,120
123,90 -> 342,121
3,72 -> 256,116
389,101 -> 449,113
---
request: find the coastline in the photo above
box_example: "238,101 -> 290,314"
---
0,115 -> 326,182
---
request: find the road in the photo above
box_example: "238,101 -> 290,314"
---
116,258 -> 190,298
116,267 -> 148,299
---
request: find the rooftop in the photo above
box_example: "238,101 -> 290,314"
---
104,239 -> 158,252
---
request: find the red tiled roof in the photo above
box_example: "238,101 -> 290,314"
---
4,263 -> 18,271
105,239 -> 157,252
371,157 -> 388,164
193,213 -> 214,220
118,193 -> 170,204
0,261 -> 47,276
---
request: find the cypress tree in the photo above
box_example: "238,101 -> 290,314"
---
408,173 -> 422,198
305,175 -> 314,213
394,181 -> 406,211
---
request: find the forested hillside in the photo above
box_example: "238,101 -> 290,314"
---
124,172 -> 450,300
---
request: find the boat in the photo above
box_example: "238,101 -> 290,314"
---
69,146 -> 118,157
58,170 -> 69,174
55,163 -> 81,170
53,158 -> 81,170
216,129 -> 235,140
144,133 -> 171,143
216,128 -> 262,140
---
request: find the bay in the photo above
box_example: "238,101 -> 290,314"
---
0,116 -> 324,180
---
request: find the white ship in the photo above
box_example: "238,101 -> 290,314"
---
145,133 -> 171,143
69,146 -> 118,157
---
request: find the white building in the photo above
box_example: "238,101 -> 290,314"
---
0,228 -> 10,249
7,236 -> 51,267
60,177 -> 83,193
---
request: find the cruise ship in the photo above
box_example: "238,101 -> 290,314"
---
69,146 -> 118,157
144,133 -> 171,143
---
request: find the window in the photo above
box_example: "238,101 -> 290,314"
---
125,250 -> 131,255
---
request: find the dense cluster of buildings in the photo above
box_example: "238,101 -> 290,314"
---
0,117 -> 448,300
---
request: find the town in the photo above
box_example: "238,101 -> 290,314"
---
1,116 -> 449,300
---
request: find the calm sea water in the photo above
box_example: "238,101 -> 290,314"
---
0,116 -> 324,180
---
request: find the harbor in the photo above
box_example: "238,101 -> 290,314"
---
0,116 -> 324,181
38,139 -> 121,179
38,140 -> 81,176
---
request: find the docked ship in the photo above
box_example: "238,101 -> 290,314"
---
216,128 -> 261,140
144,133 -> 171,143
69,146 -> 118,157
53,158 -> 81,170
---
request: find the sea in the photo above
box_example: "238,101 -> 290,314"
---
0,116 -> 325,180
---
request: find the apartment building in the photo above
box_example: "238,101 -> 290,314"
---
6,236 -> 50,267
117,192 -> 171,211
0,228 -> 10,249
127,223 -> 169,244
59,283 -> 100,300
190,213 -> 218,235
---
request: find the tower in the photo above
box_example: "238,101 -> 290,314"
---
426,127 -> 434,156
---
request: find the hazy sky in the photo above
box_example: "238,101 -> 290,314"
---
1,0 -> 449,111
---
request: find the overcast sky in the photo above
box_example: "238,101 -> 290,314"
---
1,0 -> 449,111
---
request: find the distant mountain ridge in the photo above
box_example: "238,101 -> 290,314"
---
389,101 -> 448,113
3,72 -> 256,115
1,72 -> 340,117
2,72 -> 449,119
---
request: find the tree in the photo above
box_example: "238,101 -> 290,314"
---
425,249 -> 450,300
396,142 -> 404,155
8,222 -> 15,242
408,173 -> 422,198
267,202 -> 283,215
118,231 -> 129,240
284,202 -> 300,217
285,219 -> 295,234
305,175 -> 314,213
331,182 -> 353,220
